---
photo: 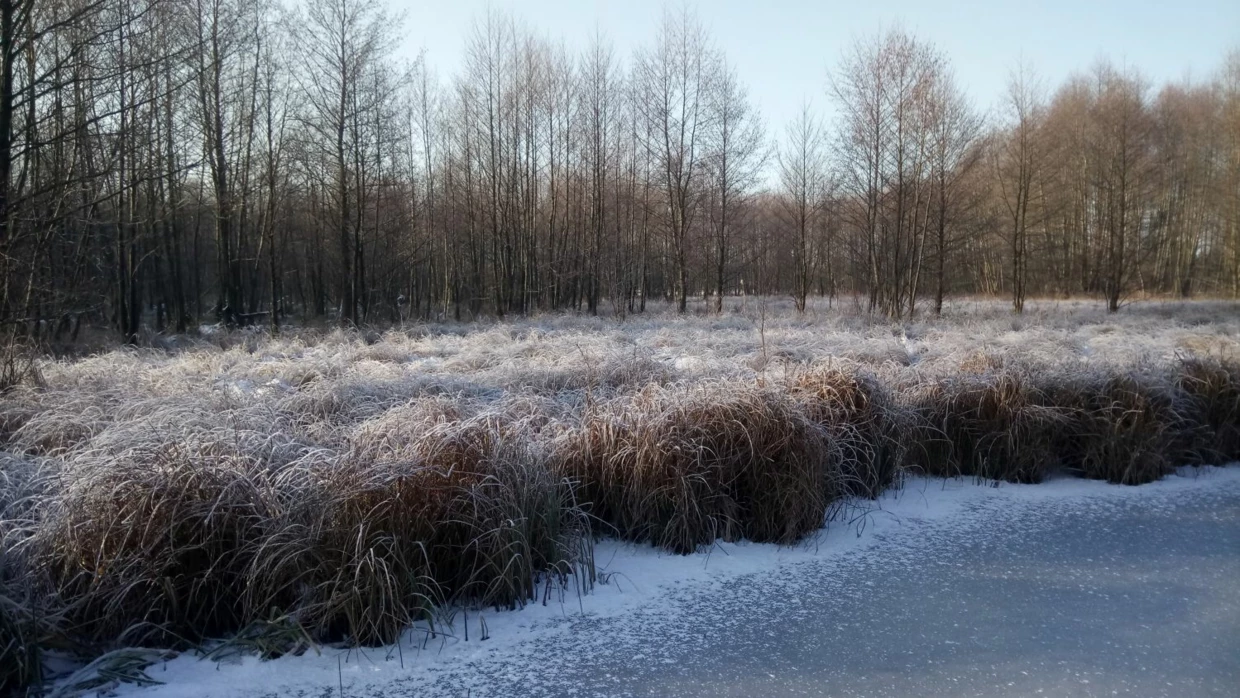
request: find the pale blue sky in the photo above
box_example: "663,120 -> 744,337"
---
398,0 -> 1238,130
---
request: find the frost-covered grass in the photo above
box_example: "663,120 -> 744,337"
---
1,297 -> 1238,695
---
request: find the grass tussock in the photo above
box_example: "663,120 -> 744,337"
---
786,363 -> 905,497
554,382 -> 834,554
22,403 -> 590,655
282,415 -> 589,646
1175,356 -> 1240,463
31,428 -> 285,645
907,366 -> 1063,483
1047,371 -> 1182,485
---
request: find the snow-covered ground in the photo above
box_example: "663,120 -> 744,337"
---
114,466 -> 1240,698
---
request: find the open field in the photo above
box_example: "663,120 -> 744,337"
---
2,298 -> 1240,695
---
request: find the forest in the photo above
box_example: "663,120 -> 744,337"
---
1,0 -> 1238,342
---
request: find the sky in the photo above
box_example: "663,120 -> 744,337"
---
396,0 -> 1239,133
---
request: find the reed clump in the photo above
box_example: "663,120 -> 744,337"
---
20,401 -> 591,655
905,366 -> 1062,483
1044,370 -> 1181,485
553,382 -> 834,554
251,409 -> 590,647
1175,356 -> 1240,464
786,363 -> 906,497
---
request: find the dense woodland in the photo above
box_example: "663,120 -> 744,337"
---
1,0 -> 1238,341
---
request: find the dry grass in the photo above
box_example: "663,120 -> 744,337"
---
1,581 -> 44,696
904,363 -> 1063,483
24,407 -> 588,653
786,362 -> 905,497
1043,370 -> 1183,485
553,381 -> 833,554
0,297 -> 1238,692
1176,356 -> 1240,464
1,452 -> 59,696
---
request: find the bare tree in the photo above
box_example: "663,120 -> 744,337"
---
706,57 -> 765,312
581,29 -> 618,315
1090,61 -> 1153,312
779,101 -> 825,313
926,65 -> 984,315
634,6 -> 717,313
1219,51 -> 1240,295
255,1 -> 290,331
993,60 -> 1045,314
191,0 -> 261,326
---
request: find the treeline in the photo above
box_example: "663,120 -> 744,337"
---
1,1 -> 1238,340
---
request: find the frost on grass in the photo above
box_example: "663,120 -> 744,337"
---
0,297 -> 1238,694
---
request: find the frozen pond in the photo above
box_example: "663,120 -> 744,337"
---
125,468 -> 1240,698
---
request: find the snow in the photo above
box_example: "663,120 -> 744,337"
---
109,466 -> 1240,698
